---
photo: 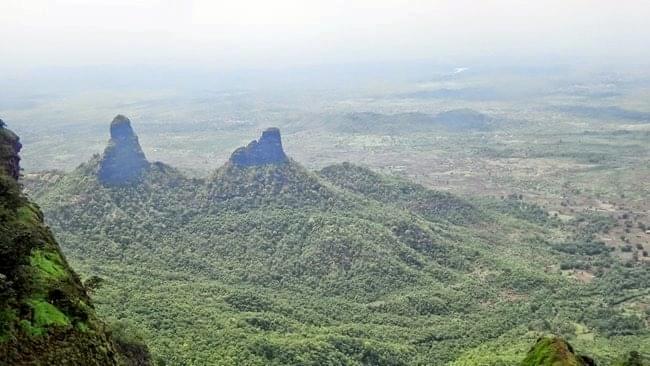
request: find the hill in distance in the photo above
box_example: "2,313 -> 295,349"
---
24,116 -> 650,365
332,109 -> 493,134
0,120 -> 151,365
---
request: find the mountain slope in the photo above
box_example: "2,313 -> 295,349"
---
521,337 -> 595,366
26,125 -> 650,365
319,162 -> 477,224
0,122 -> 151,365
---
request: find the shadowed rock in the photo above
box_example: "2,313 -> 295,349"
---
230,127 -> 288,167
0,119 -> 22,180
98,115 -> 149,185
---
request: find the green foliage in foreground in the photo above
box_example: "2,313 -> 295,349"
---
520,337 -> 592,366
31,159 -> 650,365
0,165 -> 123,363
0,124 -> 153,365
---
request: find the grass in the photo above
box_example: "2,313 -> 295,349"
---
16,205 -> 39,225
520,337 -> 585,366
30,250 -> 67,280
18,300 -> 70,337
19,319 -> 44,337
521,338 -> 563,366
27,299 -> 70,328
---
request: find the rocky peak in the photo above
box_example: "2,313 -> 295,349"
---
110,114 -> 138,141
98,115 -> 149,185
0,119 -> 22,180
229,127 -> 288,167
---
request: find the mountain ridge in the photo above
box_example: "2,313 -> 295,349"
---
21,119 -> 650,364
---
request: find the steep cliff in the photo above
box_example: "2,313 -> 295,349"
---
229,127 -> 288,166
98,115 -> 149,185
0,121 -> 151,365
0,119 -> 22,180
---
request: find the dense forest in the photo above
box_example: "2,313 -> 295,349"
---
20,123 -> 648,365
3,1 -> 650,364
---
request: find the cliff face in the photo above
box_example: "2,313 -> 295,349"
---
0,122 -> 150,365
0,119 -> 22,180
98,115 -> 149,185
229,127 -> 288,167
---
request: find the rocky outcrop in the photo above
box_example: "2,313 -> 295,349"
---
0,119 -> 22,180
229,128 -> 288,167
98,115 -> 149,185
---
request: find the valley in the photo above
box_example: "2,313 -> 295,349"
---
16,97 -> 650,364
2,1 -> 650,364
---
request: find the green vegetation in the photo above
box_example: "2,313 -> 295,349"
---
27,299 -> 70,328
28,155 -> 649,365
30,250 -> 67,280
521,337 -> 592,366
0,124 -> 151,365
8,70 -> 650,364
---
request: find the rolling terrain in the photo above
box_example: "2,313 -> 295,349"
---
23,118 -> 649,365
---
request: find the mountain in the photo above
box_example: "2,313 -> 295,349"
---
230,127 -> 288,166
25,123 -> 650,364
98,115 -> 150,186
433,108 -> 493,131
519,337 -> 650,366
521,337 -> 595,366
0,122 -> 151,365
319,162 -> 477,224
552,105 -> 650,123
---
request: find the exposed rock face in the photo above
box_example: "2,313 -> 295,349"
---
98,115 -> 149,185
0,119 -> 22,180
229,127 -> 288,167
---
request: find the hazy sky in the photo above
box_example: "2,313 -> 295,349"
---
2,0 -> 650,72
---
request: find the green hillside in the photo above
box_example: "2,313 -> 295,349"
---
520,337 -> 595,366
25,127 -> 649,365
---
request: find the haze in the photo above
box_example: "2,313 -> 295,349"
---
2,0 -> 650,72
2,2 -> 650,364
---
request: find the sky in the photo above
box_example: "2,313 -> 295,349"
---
1,0 -> 650,73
